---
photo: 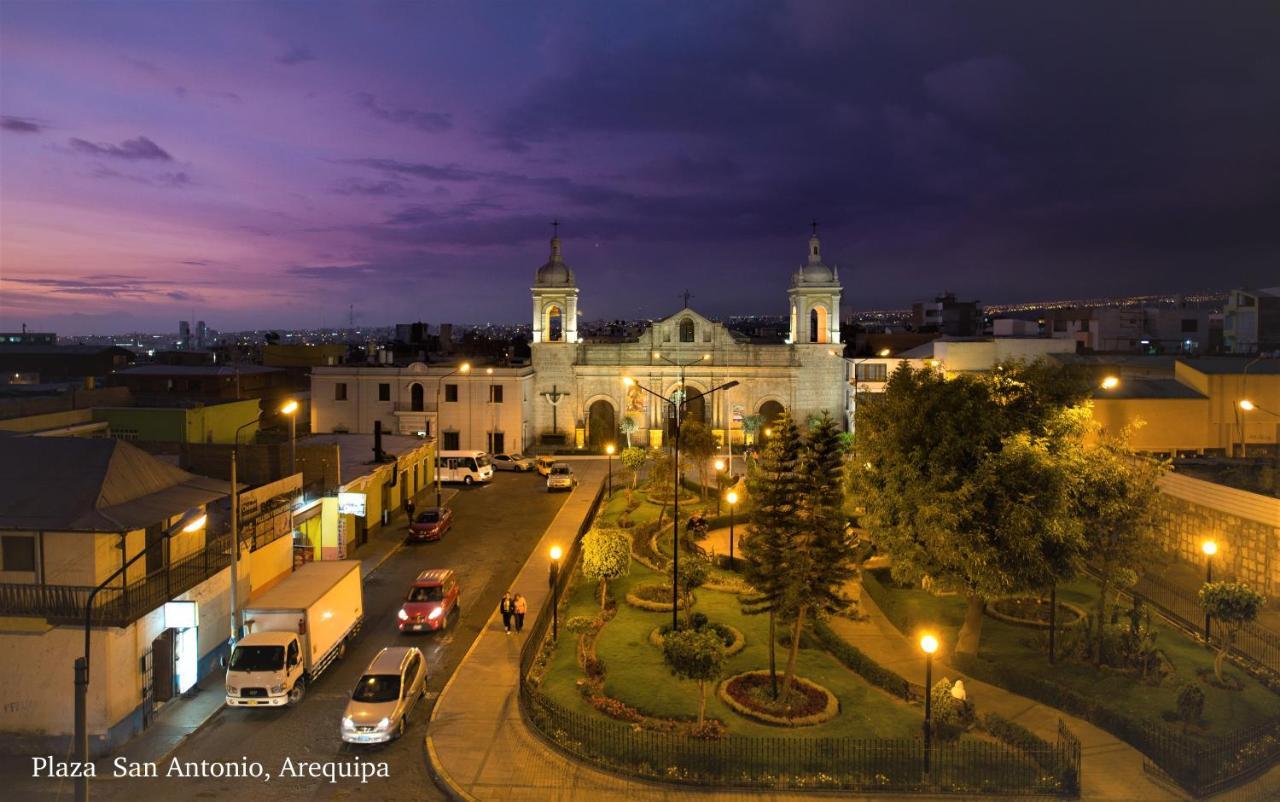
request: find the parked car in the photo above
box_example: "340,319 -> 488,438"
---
492,453 -> 535,472
340,647 -> 428,743
534,456 -> 556,477
407,507 -> 453,542
546,462 -> 578,492
397,568 -> 460,633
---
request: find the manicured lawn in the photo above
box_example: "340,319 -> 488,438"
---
866,570 -> 1280,741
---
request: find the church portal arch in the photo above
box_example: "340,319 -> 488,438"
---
544,304 -> 564,342
809,304 -> 830,344
757,399 -> 785,446
586,398 -> 617,451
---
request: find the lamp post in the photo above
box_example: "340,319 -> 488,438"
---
626,368 -> 739,631
605,443 -> 615,497
549,545 -> 563,641
714,458 -> 725,513
74,510 -> 207,802
228,413 -> 266,647
920,633 -> 939,774
726,490 -> 738,566
435,362 -> 471,508
1203,540 -> 1218,641
280,399 -> 299,478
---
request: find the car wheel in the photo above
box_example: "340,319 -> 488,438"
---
287,677 -> 306,706
463,475 -> 473,486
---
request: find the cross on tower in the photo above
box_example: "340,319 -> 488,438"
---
551,219 -> 560,237
811,218 -> 819,237
681,289 -> 693,308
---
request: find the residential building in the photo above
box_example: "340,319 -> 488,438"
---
1224,287 -> 1280,355
911,292 -> 983,337
0,345 -> 135,383
111,364 -> 293,403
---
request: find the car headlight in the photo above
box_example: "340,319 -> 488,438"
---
342,716 -> 355,730
428,607 -> 443,620
227,686 -> 238,695
270,684 -> 285,694
376,717 -> 391,730
397,609 -> 409,621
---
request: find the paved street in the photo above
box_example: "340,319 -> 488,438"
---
7,469 -> 566,801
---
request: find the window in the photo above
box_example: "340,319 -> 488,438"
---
378,383 -> 390,401
489,384 -> 503,403
679,318 -> 695,342
488,431 -> 505,454
444,384 -> 458,403
335,383 -> 348,401
286,640 -> 299,667
443,431 -> 460,450
1,535 -> 35,573
1181,319 -> 1199,333
855,363 -> 888,382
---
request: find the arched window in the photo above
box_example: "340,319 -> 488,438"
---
679,318 -> 695,343
809,305 -> 829,344
545,305 -> 563,342
410,383 -> 424,412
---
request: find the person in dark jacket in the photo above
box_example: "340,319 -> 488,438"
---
499,592 -> 515,634
405,499 -> 416,522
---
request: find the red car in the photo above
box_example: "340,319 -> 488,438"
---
398,569 -> 460,632
407,507 -> 452,542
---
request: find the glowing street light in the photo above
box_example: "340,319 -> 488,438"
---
1100,376 -> 1120,390
920,633 -> 939,772
726,490 -> 739,565
549,545 -> 564,641
1203,540 -> 1218,641
605,443 -> 616,496
435,363 -> 471,508
878,348 -> 892,357
714,458 -> 725,513
279,399 -> 300,478
181,514 -> 208,533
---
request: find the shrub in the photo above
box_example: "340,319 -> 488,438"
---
584,655 -> 607,680
930,677 -> 975,738
1175,683 -> 1205,730
565,616 -> 597,635
981,712 -> 1078,794
809,619 -> 913,700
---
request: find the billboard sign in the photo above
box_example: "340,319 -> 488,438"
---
337,492 -> 367,517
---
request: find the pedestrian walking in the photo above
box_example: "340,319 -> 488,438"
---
499,592 -> 514,634
513,594 -> 527,633
405,498 -> 416,522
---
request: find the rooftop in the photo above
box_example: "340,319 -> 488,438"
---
1091,377 -> 1206,400
302,431 -> 434,484
1177,357 -> 1280,375
116,364 -> 284,376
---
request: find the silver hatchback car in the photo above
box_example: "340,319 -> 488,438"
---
546,462 -> 577,492
340,647 -> 428,743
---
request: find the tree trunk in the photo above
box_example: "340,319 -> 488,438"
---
768,610 -> 778,699
600,578 -> 608,609
697,679 -> 706,726
1215,645 -> 1227,683
782,606 -> 806,700
1094,578 -> 1110,668
955,594 -> 984,656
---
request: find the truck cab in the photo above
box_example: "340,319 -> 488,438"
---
225,632 -> 306,707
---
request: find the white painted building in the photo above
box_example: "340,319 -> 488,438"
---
310,363 -> 535,454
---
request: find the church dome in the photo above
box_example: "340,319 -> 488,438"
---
535,235 -> 576,287
792,233 -> 839,286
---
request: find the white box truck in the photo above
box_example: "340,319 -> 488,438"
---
225,560 -> 363,707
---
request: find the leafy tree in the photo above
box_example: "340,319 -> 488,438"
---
776,412 -> 858,697
1200,581 -> 1266,682
668,552 -> 710,626
1070,431 -> 1167,667
620,446 -> 648,489
662,628 -> 725,727
647,447 -> 674,527
742,414 -> 763,444
581,527 -> 631,609
740,411 -> 802,697
853,361 -> 1088,655
680,418 -> 717,497
620,415 -> 637,447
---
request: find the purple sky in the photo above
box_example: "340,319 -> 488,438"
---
2,1 -> 1278,335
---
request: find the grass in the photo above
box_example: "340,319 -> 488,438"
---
866,569 -> 1280,742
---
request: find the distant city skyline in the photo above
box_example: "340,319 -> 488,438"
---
3,2 -> 1279,335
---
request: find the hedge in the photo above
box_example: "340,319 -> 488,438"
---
982,712 -> 1079,794
810,618 -> 916,701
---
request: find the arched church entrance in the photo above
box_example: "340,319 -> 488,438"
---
668,388 -> 706,438
587,399 -> 617,451
757,400 -> 785,446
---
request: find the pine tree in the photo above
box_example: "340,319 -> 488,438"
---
740,411 -> 801,698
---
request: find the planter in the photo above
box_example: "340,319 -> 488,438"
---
625,583 -> 692,611
718,671 -> 840,727
648,623 -> 746,657
986,596 -> 1087,629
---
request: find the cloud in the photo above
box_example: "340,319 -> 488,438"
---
3,274 -> 204,302
922,56 -> 1032,123
2,116 -> 44,133
277,46 -> 315,65
70,135 -> 173,160
354,92 -> 452,132
89,165 -> 192,187
345,158 -> 481,182
333,177 -> 409,197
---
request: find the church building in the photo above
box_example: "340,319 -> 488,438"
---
529,229 -> 848,450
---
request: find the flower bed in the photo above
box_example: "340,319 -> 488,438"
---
987,596 -> 1086,629
648,623 -> 746,657
718,670 -> 840,727
625,582 -> 691,611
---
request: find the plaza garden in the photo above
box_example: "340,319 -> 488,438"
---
520,361 -> 1280,797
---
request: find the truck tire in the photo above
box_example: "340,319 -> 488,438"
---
337,640 -> 347,661
463,475 -> 473,486
287,677 -> 307,706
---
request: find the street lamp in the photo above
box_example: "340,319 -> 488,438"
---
435,362 -> 471,508
714,458 -> 725,513
625,372 -> 739,630
1203,540 -> 1218,641
1100,375 -> 1120,391
920,633 -> 939,774
726,490 -> 738,566
605,443 -> 616,497
74,508 -> 207,802
549,545 -> 563,641
279,399 -> 299,478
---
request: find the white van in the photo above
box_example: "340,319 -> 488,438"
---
436,450 -> 494,485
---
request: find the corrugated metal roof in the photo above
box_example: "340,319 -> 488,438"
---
0,438 -> 228,531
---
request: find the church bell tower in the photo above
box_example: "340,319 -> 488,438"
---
788,226 -> 842,345
530,226 -> 579,344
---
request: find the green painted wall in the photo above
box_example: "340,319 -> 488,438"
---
94,399 -> 260,443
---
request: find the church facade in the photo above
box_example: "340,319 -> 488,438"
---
529,231 -> 849,451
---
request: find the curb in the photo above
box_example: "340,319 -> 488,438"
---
425,734 -> 479,802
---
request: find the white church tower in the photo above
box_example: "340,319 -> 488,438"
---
530,227 -> 579,344
788,227 -> 842,345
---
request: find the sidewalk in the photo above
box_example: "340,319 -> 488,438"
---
94,484 -> 451,770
